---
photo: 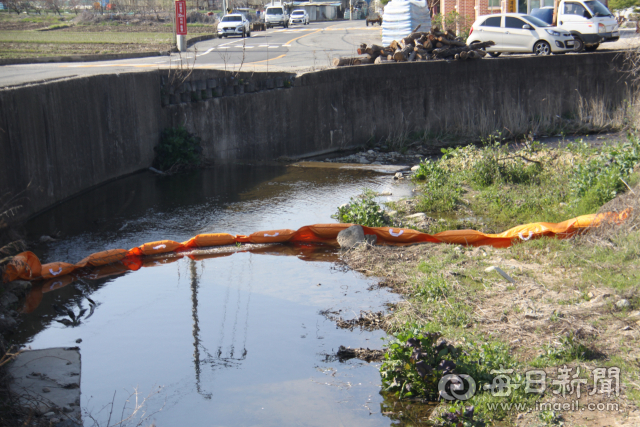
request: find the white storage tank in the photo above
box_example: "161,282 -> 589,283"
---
382,0 -> 431,47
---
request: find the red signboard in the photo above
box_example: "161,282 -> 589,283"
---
175,1 -> 187,35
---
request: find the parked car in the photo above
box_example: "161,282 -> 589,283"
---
530,1 -> 618,51
466,13 -> 575,56
289,9 -> 309,25
265,3 -> 289,28
218,14 -> 251,38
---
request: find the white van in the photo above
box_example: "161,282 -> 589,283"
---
530,1 -> 619,51
265,4 -> 289,28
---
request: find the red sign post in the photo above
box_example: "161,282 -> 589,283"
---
175,0 -> 187,35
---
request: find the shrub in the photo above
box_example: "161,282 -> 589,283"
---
333,189 -> 388,227
154,126 -> 203,172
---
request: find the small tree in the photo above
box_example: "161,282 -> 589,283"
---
45,0 -> 64,15
5,0 -> 24,14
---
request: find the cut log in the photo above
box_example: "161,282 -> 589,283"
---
408,51 -> 417,61
469,41 -> 496,49
444,29 -> 457,39
459,51 -> 468,60
471,49 -> 487,57
437,37 -> 467,47
401,37 -> 415,47
393,45 -> 413,61
389,40 -> 400,51
374,56 -> 394,64
435,42 -> 443,48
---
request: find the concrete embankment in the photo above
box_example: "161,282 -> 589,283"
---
0,52 -> 632,221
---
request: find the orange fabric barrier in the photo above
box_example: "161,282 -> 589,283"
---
182,233 -> 236,248
2,209 -> 630,284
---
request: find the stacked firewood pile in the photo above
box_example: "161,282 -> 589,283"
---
332,26 -> 495,66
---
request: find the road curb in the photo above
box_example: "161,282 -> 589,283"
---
0,51 -> 170,66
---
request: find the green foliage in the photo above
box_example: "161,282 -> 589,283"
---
609,0 -> 640,11
410,133 -> 640,233
380,328 -> 450,399
153,126 -> 203,172
570,135 -> 640,211
333,189 -> 389,227
438,402 -> 486,427
412,160 -> 461,213
413,275 -> 450,301
469,139 -> 542,188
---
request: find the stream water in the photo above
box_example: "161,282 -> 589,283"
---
15,164 -> 431,427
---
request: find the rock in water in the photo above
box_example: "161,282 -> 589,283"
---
337,225 -> 365,249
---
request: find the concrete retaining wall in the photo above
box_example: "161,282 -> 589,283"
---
0,52 -> 632,221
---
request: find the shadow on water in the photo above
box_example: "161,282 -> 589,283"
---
14,164 -> 438,426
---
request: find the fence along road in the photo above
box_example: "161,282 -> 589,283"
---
0,21 -> 382,88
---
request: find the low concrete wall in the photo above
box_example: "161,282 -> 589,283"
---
0,51 -> 632,221
0,72 -> 162,221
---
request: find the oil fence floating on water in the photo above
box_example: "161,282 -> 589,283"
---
3,210 -> 630,286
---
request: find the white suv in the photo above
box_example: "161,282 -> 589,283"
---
218,14 -> 251,38
467,13 -> 575,56
289,9 -> 309,26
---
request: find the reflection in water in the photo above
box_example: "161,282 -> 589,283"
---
381,394 -> 438,426
16,164 -> 432,426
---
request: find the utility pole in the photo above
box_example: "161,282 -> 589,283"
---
350,0 -> 352,20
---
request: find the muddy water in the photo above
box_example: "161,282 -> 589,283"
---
17,164 -> 427,427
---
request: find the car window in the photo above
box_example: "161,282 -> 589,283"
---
292,11 -> 304,15
267,8 -> 283,14
222,16 -> 241,21
522,15 -> 550,27
480,16 -> 502,27
505,17 -> 528,28
584,0 -> 612,16
530,8 -> 553,24
564,2 -> 588,16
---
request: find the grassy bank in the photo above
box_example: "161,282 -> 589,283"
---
339,134 -> 640,426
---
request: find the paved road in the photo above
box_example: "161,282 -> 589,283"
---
0,20 -> 382,87
0,21 -> 637,88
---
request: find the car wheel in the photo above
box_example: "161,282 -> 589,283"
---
573,36 -> 584,52
585,43 -> 599,52
488,52 -> 501,57
533,41 -> 551,56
